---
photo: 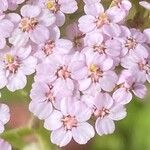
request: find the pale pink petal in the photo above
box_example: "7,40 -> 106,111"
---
29,25 -> 49,44
51,128 -> 72,147
109,105 -> 127,121
79,78 -> 91,91
59,0 -> 78,14
55,11 -> 65,27
95,117 -> 115,136
72,122 -> 95,144
0,104 -> 10,124
113,88 -> 132,104
44,110 -> 63,130
78,15 -> 96,33
102,23 -> 121,37
84,3 -> 104,16
39,9 -> 56,26
0,19 -> 14,37
132,83 -> 147,99
0,0 -> 8,11
99,71 -> 118,92
7,71 -> 27,92
21,56 -> 37,75
0,37 -> 6,49
55,39 -> 73,54
0,70 -> 7,89
29,101 -> 53,120
21,4 -> 41,18
139,1 -> 150,10
9,29 -> 29,47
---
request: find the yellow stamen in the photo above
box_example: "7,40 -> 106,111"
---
90,64 -> 98,73
4,54 -> 14,64
46,1 -> 54,9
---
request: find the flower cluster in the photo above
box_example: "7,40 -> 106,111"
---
0,0 -> 150,148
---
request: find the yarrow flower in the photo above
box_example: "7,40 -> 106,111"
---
0,45 -> 37,91
9,4 -> 56,46
44,98 -> 94,147
0,0 -> 150,148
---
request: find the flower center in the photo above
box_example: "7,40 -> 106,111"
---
45,85 -> 55,102
62,116 -> 78,130
19,17 -> 38,32
4,54 -> 20,74
96,13 -> 109,28
46,0 -> 60,12
138,60 -> 150,73
111,0 -> 122,7
89,64 -> 103,82
42,40 -> 55,56
73,34 -> 85,48
57,66 -> 71,79
93,43 -> 106,54
94,107 -> 110,118
125,37 -> 137,50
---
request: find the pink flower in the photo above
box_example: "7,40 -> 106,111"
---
78,53 -> 118,93
29,81 -> 63,120
0,17 -> 14,49
113,70 -> 147,104
34,28 -> 73,62
108,0 -> 131,21
119,27 -> 148,57
35,53 -> 87,96
66,22 -> 85,51
44,98 -> 94,147
0,139 -> 11,150
121,48 -> 150,83
83,30 -> 121,58
38,0 -> 78,26
0,104 -> 10,133
0,45 -> 37,91
78,2 -> 125,33
9,4 -> 56,47
84,92 -> 126,135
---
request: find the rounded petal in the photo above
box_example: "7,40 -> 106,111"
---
51,128 -> 72,147
0,104 -> 10,125
0,37 -> 6,49
21,4 -> 41,18
29,25 -> 49,44
109,105 -> 127,121
95,117 -> 115,136
132,83 -> 147,99
21,56 -> 37,75
78,15 -> 96,33
113,88 -> 132,104
7,71 -> 27,92
55,11 -> 65,27
39,9 -> 56,26
72,122 -> 95,144
55,39 -> 73,54
44,110 -> 63,130
29,101 -> 53,120
59,0 -> 78,14
79,78 -> 91,91
84,3 -> 104,16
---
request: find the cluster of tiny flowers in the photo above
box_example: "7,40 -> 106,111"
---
0,0 -> 150,148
